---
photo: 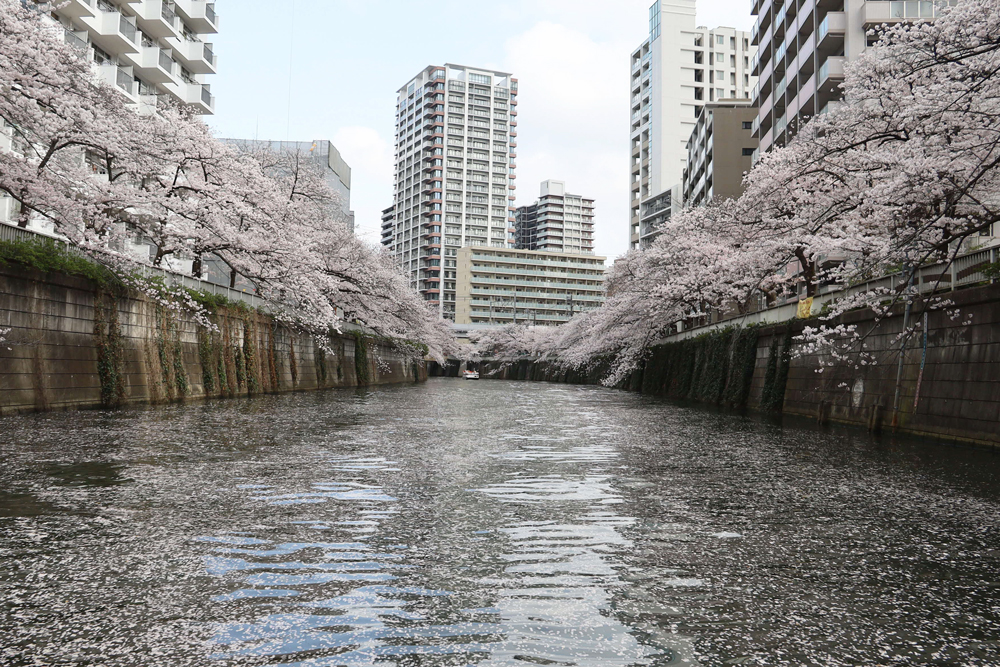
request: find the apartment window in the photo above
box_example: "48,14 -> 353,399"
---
730,36 -> 736,49
717,88 -> 724,99
694,69 -> 703,82
696,88 -> 704,101
694,51 -> 703,64
716,35 -> 724,45
717,70 -> 724,81
730,54 -> 736,67
742,148 -> 755,156
742,121 -> 753,130
93,44 -> 114,65
469,73 -> 491,85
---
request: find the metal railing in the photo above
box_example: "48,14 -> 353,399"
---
0,222 -> 265,309
662,241 -> 1000,341
159,49 -> 174,74
119,14 -> 137,43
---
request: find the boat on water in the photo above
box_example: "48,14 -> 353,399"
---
463,370 -> 480,380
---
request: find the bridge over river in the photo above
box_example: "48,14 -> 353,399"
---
1,379 -> 999,666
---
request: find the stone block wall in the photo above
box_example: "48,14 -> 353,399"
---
0,265 -> 426,415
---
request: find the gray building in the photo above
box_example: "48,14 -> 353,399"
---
223,139 -> 355,232
683,101 -> 758,207
514,180 -> 595,255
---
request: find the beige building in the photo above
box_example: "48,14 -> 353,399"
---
683,101 -> 758,207
454,247 -> 606,326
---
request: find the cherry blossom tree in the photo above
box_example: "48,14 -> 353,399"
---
491,0 -> 1000,383
0,0 -> 454,362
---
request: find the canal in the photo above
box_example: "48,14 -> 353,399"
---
2,378 -> 999,666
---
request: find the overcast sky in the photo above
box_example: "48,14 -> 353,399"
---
207,0 -> 754,262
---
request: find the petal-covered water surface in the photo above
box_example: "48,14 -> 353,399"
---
1,379 -> 999,666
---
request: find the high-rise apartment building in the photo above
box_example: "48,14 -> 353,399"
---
515,180 -> 595,255
750,0 -> 955,157
683,101 -> 759,207
385,65 -> 518,322
53,0 -> 219,115
630,0 -> 756,248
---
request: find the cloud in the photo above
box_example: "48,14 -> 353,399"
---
502,22 -> 634,260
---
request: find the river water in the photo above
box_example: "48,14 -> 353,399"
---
2,378 -> 999,666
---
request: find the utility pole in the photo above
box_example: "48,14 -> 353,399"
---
531,309 -> 537,326
489,296 -> 494,324
566,293 -> 575,319
512,292 -> 517,325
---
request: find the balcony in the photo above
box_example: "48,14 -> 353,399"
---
173,39 -> 217,74
61,0 -> 96,19
92,8 -> 140,54
863,0 -> 953,27
174,0 -> 219,33
99,63 -> 137,99
818,56 -> 846,88
131,0 -> 181,39
124,45 -> 177,83
818,11 -> 846,49
63,28 -> 90,52
180,82 -> 214,113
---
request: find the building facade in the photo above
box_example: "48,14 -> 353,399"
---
683,102 -> 759,207
53,0 -> 219,115
385,64 -> 519,322
223,139 -> 355,232
454,247 -> 606,327
514,180 -> 595,255
750,0 -> 956,157
2,0 -> 219,229
630,0 -> 756,248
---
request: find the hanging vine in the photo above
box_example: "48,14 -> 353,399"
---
93,292 -> 126,408
353,331 -> 370,386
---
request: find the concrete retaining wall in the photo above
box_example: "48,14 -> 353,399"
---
476,282 -> 1000,447
0,265 -> 426,414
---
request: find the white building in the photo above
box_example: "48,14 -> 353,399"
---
750,0 -> 956,158
515,180 -> 595,255
55,0 -> 219,115
386,64 -> 518,322
1,0 -> 220,229
629,0 -> 756,248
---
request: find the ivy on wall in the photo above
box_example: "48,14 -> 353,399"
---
639,326 -> 760,409
354,331 -> 370,386
93,293 -> 126,408
760,328 -> 793,412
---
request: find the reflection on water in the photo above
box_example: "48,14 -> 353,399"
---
2,380 -> 1000,666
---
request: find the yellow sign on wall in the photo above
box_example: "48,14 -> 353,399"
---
797,297 -> 814,319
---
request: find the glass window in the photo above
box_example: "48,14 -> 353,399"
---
716,35 -> 724,45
